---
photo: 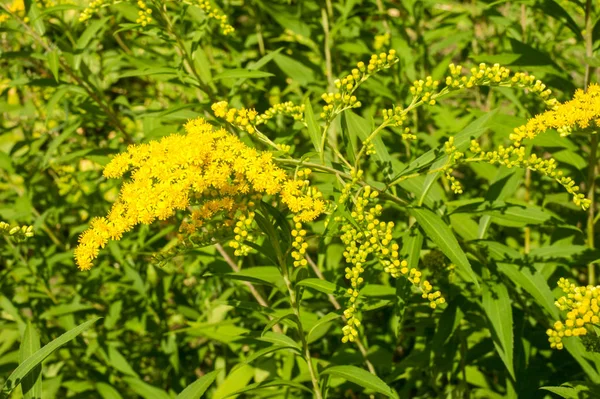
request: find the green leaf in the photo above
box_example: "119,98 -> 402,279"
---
27,1 -> 45,35
212,364 -> 254,399
321,365 -> 398,398
343,111 -> 392,169
535,0 -> 584,41
222,379 -> 313,398
108,346 -> 138,377
495,262 -> 558,319
18,322 -> 41,399
235,345 -> 297,371
47,50 -> 59,82
304,98 -> 322,153
539,386 -> 579,398
258,332 -> 301,351
1,317 -> 101,398
76,17 -> 108,50
482,277 -> 515,379
225,266 -> 284,287
296,278 -> 339,295
307,312 -> 341,343
409,208 -> 480,289
273,53 -> 315,86
96,382 -> 123,399
212,69 -> 273,80
262,311 -> 298,335
176,370 -> 219,399
452,200 -> 553,226
122,377 -> 170,399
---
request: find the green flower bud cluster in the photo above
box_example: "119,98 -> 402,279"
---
460,141 -> 590,209
338,169 -> 364,205
0,221 -> 34,241
443,137 -> 465,194
320,50 -> 399,120
381,107 -> 415,140
336,186 -> 444,343
410,76 -> 440,106
135,0 -> 153,26
445,63 -> 557,109
256,101 -> 305,125
479,145 -> 589,210
79,0 -> 113,23
193,0 -> 234,35
291,217 -> 308,268
229,211 -> 256,257
282,29 -> 318,52
381,106 -> 406,126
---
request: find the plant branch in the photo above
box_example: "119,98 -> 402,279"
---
215,243 -> 283,334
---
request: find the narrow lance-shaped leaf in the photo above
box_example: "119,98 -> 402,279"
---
304,97 -> 322,153
410,208 -> 480,290
19,322 -> 41,399
482,275 -> 515,380
321,365 -> 399,399
1,317 -> 101,398
176,370 -> 219,399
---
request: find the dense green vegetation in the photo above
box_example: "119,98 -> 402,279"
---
1,0 -> 600,397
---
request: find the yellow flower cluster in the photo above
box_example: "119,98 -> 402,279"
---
547,278 -> 600,350
0,0 -> 24,23
338,186 -> 443,343
0,221 -> 34,241
290,168 -> 313,268
445,63 -> 557,109
193,0 -> 234,35
470,142 -> 590,209
509,83 -> 600,147
257,101 -> 305,125
79,0 -> 113,23
74,118 -> 325,270
411,76 -> 440,106
320,50 -> 399,120
212,101 -> 259,134
135,0 -> 152,26
443,137 -> 464,194
212,100 -> 305,146
229,209 -> 256,257
373,33 -> 390,50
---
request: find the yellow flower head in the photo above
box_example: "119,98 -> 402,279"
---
510,83 -> 600,147
75,118 -> 325,270
547,278 -> 600,350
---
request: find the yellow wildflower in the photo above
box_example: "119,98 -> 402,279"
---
0,0 -> 24,23
547,278 -> 600,350
338,185 -> 443,343
510,83 -> 600,147
75,118 -> 325,270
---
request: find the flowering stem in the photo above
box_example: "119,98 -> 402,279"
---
282,272 -> 323,398
587,134 -> 597,285
274,157 -> 409,206
215,244 -> 283,334
322,7 -> 334,90
305,254 -> 377,375
584,0 -> 597,285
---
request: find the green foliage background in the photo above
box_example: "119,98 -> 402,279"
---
1,0 -> 600,397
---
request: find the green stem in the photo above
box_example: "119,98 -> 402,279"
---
281,272 -> 323,399
584,0 -> 597,285
588,133 -> 598,285
156,1 -> 217,102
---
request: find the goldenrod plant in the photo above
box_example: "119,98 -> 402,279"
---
1,0 -> 600,398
